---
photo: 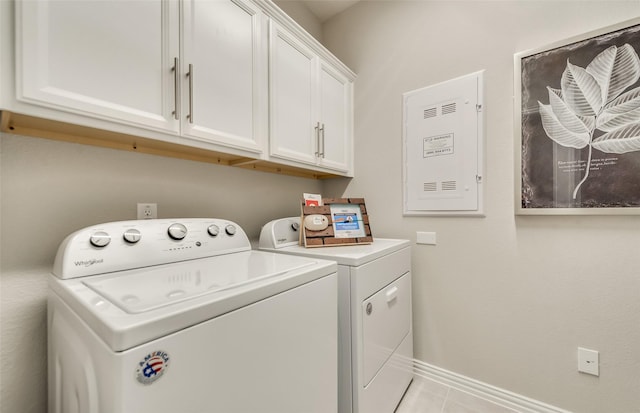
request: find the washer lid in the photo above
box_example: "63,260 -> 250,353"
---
83,251 -> 316,314
51,250 -> 337,352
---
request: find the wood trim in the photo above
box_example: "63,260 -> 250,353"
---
0,111 -> 344,179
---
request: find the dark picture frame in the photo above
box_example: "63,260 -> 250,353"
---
515,18 -> 640,215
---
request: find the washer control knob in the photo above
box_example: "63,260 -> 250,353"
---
291,222 -> 300,231
123,228 -> 142,244
90,231 -> 111,248
225,224 -> 236,236
207,224 -> 220,237
366,302 -> 373,316
167,223 -> 188,240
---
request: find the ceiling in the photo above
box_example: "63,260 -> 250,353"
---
303,0 -> 360,22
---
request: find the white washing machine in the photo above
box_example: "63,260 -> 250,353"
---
48,218 -> 338,413
259,217 -> 414,413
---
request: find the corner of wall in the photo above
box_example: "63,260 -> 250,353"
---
272,1 -> 323,43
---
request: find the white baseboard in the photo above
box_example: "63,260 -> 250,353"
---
412,359 -> 573,413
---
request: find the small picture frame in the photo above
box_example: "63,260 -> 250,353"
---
301,198 -> 372,247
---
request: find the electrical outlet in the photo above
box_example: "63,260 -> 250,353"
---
137,203 -> 157,220
578,347 -> 599,376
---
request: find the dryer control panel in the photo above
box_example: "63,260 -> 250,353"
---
53,218 -> 250,279
259,217 -> 301,249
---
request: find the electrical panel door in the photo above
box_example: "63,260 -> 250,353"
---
403,71 -> 484,216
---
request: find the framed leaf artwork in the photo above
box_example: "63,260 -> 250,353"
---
514,18 -> 640,215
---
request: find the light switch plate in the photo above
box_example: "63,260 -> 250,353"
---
416,231 -> 437,245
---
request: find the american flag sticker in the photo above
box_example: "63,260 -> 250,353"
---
136,350 -> 170,385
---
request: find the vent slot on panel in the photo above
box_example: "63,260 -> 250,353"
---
441,181 -> 457,191
423,107 -> 437,119
423,182 -> 437,192
442,103 -> 457,115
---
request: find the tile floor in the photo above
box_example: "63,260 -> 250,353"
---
395,375 -> 523,413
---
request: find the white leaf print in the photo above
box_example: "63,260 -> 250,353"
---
597,86 -> 640,131
547,87 -> 595,134
537,42 -> 640,199
561,61 -> 602,116
592,122 -> 640,153
538,101 -> 590,149
598,106 -> 640,132
603,85 -> 640,111
586,46 -> 618,104
587,44 -> 640,104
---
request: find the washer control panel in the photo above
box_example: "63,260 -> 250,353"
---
53,218 -> 250,279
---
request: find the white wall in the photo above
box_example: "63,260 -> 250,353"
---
0,133 -> 323,412
322,2 -> 640,412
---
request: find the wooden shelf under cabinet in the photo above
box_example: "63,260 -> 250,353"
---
0,111 -> 343,180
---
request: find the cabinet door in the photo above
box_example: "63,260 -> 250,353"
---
181,0 -> 265,154
17,0 -> 179,132
319,62 -> 352,174
268,22 -> 318,166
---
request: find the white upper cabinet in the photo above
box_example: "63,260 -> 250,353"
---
181,0 -> 266,154
318,61 -> 351,173
11,0 -> 354,177
269,21 -> 353,175
269,23 -> 317,166
16,0 -> 180,133
16,0 -> 266,155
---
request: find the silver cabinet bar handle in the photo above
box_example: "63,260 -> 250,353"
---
319,123 -> 325,158
187,63 -> 194,124
314,122 -> 320,157
172,57 -> 180,120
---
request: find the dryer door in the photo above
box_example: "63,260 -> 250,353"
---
361,272 -> 411,386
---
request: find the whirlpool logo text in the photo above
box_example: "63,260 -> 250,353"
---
74,258 -> 104,267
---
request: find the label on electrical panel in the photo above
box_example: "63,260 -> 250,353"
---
423,133 -> 454,158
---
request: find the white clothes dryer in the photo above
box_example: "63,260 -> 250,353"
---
48,218 -> 338,413
259,217 -> 414,413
